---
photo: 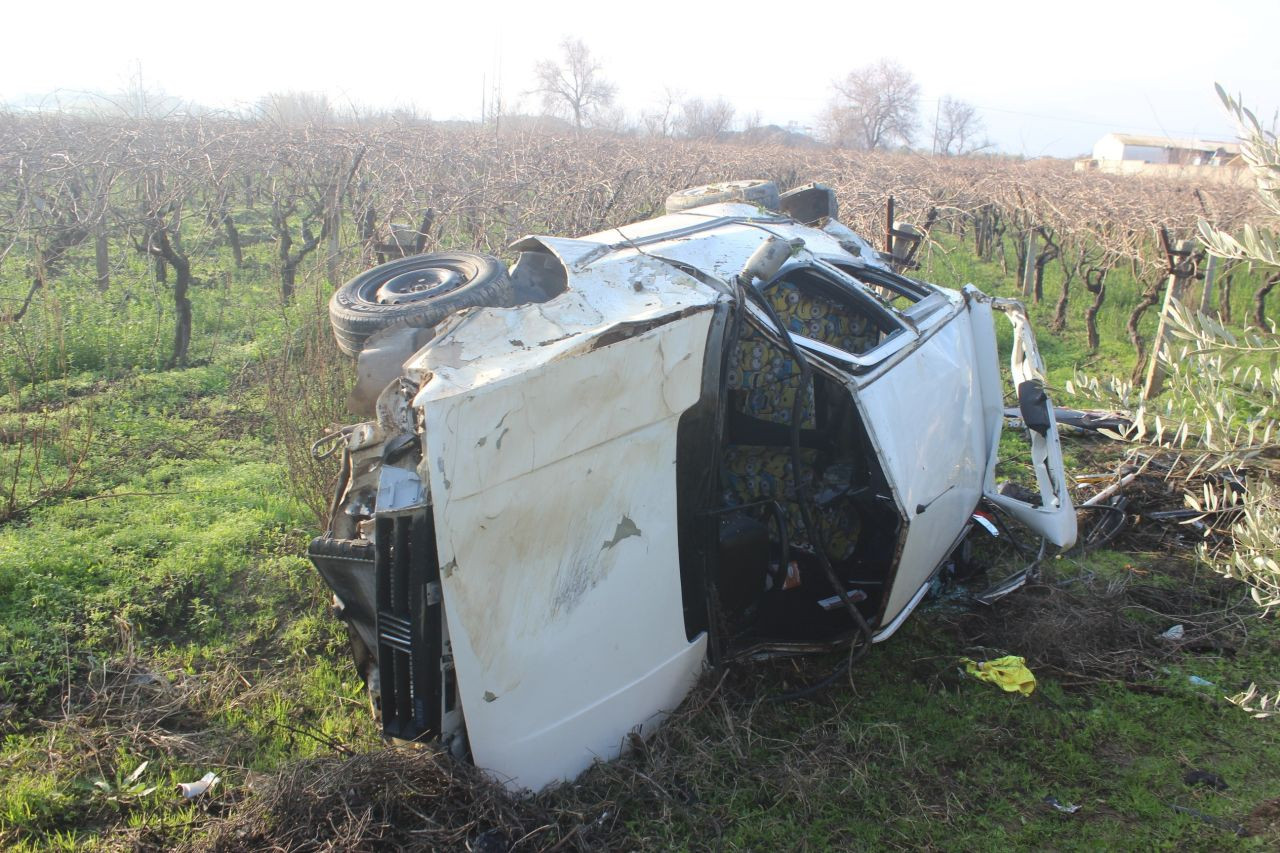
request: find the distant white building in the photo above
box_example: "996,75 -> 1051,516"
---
1076,133 -> 1246,183
1091,133 -> 1241,167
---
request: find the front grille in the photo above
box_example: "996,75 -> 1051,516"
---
375,511 -> 442,741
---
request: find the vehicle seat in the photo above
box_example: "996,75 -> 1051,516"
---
764,278 -> 881,355
722,284 -> 865,562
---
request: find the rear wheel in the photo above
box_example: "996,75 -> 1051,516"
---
664,179 -> 780,214
328,252 -> 512,356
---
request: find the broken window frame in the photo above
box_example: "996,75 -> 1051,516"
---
743,260 -> 920,371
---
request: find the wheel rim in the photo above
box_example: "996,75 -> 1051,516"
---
373,267 -> 466,305
679,180 -> 763,199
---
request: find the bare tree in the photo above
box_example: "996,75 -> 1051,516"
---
678,97 -> 736,140
641,87 -> 682,138
592,105 -> 636,136
533,37 -> 616,131
97,61 -> 188,119
933,96 -> 988,156
823,60 -> 919,150
270,190 -> 322,303
257,91 -> 334,126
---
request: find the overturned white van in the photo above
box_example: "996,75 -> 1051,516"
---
308,182 -> 1076,792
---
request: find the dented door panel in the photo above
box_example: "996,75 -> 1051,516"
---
854,308 -> 992,630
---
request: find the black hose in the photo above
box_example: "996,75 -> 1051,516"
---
1066,500 -> 1128,555
982,499 -> 1039,557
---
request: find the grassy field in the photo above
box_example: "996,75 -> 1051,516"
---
2,188 -> 1279,850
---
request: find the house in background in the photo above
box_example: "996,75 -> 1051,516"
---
1076,133 -> 1246,183
1092,133 -> 1240,166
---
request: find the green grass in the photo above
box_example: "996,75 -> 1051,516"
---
1,216 -> 1279,850
915,229 -> 1275,394
528,551 -> 1280,851
0,234 -> 378,847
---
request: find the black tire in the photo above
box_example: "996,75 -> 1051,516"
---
664,179 -> 781,214
329,252 -> 512,356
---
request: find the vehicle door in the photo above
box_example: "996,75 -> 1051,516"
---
753,262 -> 1073,635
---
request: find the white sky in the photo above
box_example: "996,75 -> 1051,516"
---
3,0 -> 1277,157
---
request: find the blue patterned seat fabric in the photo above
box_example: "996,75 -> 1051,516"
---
722,279 -> 881,562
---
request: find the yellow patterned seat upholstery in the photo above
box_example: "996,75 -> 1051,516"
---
764,278 -> 881,356
722,279 -> 877,561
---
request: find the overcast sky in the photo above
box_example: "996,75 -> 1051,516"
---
3,0 -> 1276,157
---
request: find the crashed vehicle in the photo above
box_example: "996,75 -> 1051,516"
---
308,180 -> 1076,792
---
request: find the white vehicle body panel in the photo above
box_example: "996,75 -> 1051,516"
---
410,259 -> 718,790
855,305 -> 993,628
983,298 -> 1076,546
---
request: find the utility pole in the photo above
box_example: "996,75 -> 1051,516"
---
931,99 -> 940,156
1198,253 -> 1219,315
1022,229 -> 1036,297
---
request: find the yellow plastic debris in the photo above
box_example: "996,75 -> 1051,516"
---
961,655 -> 1036,696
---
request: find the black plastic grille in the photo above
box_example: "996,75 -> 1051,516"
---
375,511 -> 442,741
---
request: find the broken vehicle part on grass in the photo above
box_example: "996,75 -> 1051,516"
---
307,180 -> 1077,792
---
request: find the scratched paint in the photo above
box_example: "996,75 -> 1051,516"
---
422,306 -> 713,791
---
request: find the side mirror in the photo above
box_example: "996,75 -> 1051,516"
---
1016,379 -> 1052,437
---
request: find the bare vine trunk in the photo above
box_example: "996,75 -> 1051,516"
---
1083,269 -> 1107,352
274,209 -> 321,304
1013,227 -> 1030,292
95,225 -> 110,291
144,227 -> 192,367
1085,287 -> 1105,352
223,213 -> 243,268
6,278 -> 43,323
1253,272 -> 1280,329
360,202 -> 377,267
1128,277 -> 1163,383
171,258 -> 192,368
1052,275 -> 1071,332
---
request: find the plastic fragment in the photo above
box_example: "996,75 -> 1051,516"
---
1188,675 -> 1215,688
178,772 -> 219,799
971,512 -> 999,537
1044,795 -> 1081,814
960,655 -> 1036,695
123,760 -> 149,785
1183,769 -> 1229,791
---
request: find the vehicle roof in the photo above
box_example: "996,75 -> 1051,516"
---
409,204 -> 893,405
574,202 -> 888,281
